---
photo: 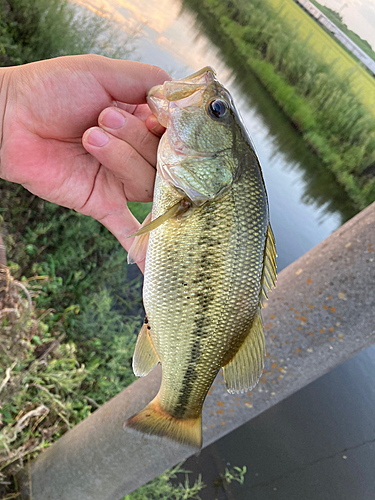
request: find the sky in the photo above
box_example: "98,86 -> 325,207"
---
317,0 -> 375,50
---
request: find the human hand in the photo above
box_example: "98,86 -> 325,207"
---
0,55 -> 168,265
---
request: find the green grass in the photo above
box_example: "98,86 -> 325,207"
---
123,463 -> 205,500
0,182 -> 148,406
267,0 -> 375,112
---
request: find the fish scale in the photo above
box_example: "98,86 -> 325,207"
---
125,67 -> 276,448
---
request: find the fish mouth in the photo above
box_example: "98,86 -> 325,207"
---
147,84 -> 169,127
147,67 -> 218,127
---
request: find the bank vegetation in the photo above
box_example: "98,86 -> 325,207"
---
185,0 -> 375,210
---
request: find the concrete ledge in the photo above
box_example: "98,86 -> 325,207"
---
20,203 -> 375,500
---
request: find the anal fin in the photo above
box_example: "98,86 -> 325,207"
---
222,311 -> 265,394
133,320 -> 160,377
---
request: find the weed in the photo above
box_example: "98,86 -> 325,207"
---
124,462 -> 205,500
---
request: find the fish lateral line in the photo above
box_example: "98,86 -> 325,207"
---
127,199 -> 192,238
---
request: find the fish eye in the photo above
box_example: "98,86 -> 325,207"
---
207,99 -> 227,119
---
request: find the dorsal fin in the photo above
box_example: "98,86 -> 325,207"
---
260,224 -> 277,305
222,310 -> 265,393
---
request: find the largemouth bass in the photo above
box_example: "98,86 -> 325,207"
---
125,67 -> 276,449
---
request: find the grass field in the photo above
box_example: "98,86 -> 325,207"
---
266,0 -> 375,113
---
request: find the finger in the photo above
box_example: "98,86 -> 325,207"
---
77,166 -> 145,274
99,209 -> 146,275
82,127 -> 155,202
98,107 -> 160,166
115,103 -> 138,114
85,55 -> 171,104
115,102 -> 152,122
146,113 -> 166,137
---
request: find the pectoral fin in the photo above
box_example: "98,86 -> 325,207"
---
133,320 -> 160,377
127,200 -> 191,238
222,311 -> 265,393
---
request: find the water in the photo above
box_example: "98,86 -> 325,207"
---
80,0 -> 373,497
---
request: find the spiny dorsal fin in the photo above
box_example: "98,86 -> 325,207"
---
132,319 -> 160,377
222,311 -> 265,394
260,224 -> 277,305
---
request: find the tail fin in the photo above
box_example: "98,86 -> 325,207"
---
124,395 -> 202,449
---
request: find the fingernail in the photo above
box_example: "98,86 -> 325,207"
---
86,128 -> 109,147
100,108 -> 125,129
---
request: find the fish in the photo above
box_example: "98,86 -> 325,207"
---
124,67 -> 276,449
